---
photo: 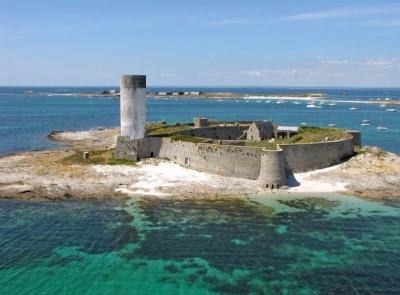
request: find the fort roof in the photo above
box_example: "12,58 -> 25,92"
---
277,126 -> 299,132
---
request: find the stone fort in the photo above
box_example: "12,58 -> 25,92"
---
115,75 -> 361,189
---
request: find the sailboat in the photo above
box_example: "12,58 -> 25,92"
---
329,113 -> 337,127
361,112 -> 370,126
386,103 -> 397,112
377,116 -> 387,130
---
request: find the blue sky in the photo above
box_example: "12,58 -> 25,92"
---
1,0 -> 400,86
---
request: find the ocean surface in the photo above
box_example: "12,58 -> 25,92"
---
1,195 -> 400,294
1,86 -> 400,155
1,86 -> 400,294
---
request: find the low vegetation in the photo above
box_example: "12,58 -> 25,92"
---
356,146 -> 388,158
59,149 -> 136,166
170,135 -> 208,143
146,123 -> 192,136
246,127 -> 351,149
245,141 -> 278,150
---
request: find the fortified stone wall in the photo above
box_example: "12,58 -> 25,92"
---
158,138 -> 262,179
346,130 -> 361,147
279,138 -> 354,173
257,149 -> 286,189
177,126 -> 247,140
115,127 -> 358,188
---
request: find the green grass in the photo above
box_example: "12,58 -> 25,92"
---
59,148 -> 136,166
170,135 -> 207,143
245,141 -> 278,150
146,124 -> 192,136
106,158 -> 136,166
245,126 -> 351,149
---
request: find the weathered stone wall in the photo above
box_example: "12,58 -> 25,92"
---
257,149 -> 286,188
115,136 -> 162,160
177,126 -> 247,141
115,129 -> 359,188
279,138 -> 355,173
346,130 -> 361,147
158,139 -> 262,179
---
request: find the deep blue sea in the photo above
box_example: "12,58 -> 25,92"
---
1,86 -> 400,294
0,86 -> 400,155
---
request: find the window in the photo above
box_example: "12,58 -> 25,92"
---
185,157 -> 190,165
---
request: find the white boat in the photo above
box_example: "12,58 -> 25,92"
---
377,116 -> 387,130
217,99 -> 223,102
316,105 -> 323,109
379,104 -> 386,108
329,113 -> 337,127
328,102 -> 337,106
306,104 -> 316,108
361,113 -> 370,126
301,122 -> 307,126
386,104 -> 397,112
350,107 -> 357,110
293,101 -> 301,105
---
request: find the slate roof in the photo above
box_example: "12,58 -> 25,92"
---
254,121 -> 272,132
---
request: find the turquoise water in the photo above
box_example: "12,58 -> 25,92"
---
1,86 -> 400,293
1,86 -> 400,155
1,195 -> 399,294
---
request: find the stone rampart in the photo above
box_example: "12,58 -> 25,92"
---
158,139 -> 262,179
257,149 -> 286,188
115,126 -> 359,188
279,138 -> 354,173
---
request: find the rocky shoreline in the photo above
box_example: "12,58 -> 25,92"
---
0,128 -> 399,201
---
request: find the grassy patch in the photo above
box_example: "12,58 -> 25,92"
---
107,158 -> 136,166
245,141 -> 278,150
59,148 -> 136,166
356,146 -> 388,158
146,124 -> 192,136
279,127 -> 351,144
170,135 -> 207,143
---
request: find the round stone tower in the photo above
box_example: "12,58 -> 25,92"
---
120,75 -> 146,140
257,149 -> 286,189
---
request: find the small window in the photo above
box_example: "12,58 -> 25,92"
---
185,157 -> 190,165
150,152 -> 154,158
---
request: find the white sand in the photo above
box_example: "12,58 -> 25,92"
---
286,164 -> 348,193
94,161 -> 211,197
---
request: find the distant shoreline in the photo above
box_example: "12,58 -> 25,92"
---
23,91 -> 400,105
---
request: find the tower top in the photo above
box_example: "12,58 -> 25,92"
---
120,75 -> 146,88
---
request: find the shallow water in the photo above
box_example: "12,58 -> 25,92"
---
1,194 -> 399,294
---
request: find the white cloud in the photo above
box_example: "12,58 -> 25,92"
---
316,56 -> 324,60
321,60 -> 350,65
361,57 -> 398,67
277,5 -> 400,21
200,19 -> 250,27
242,70 -> 263,76
160,73 -> 175,77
